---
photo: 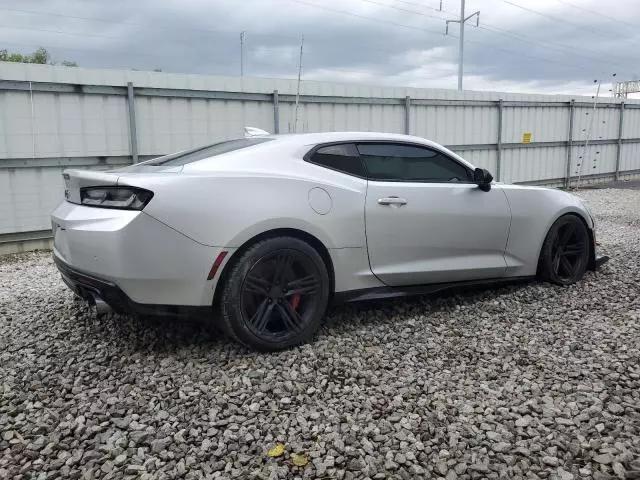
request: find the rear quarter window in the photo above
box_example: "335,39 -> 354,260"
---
306,143 -> 366,177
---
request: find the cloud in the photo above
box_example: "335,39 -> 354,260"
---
1,0 -> 639,95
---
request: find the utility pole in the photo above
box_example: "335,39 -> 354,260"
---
240,31 -> 246,77
294,35 -> 304,133
445,0 -> 480,91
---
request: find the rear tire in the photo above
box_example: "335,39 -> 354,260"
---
219,236 -> 330,351
539,215 -> 590,285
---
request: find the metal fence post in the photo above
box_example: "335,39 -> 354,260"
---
273,90 -> 280,134
126,82 -> 139,163
564,99 -> 575,189
404,96 -> 411,135
496,99 -> 503,181
615,101 -> 625,181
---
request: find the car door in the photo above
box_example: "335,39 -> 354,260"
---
360,142 -> 511,286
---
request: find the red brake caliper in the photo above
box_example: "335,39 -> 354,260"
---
290,294 -> 301,310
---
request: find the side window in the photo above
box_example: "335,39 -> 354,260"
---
307,143 -> 366,177
357,143 -> 472,182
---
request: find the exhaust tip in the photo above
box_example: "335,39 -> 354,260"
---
94,298 -> 112,315
88,293 -> 113,315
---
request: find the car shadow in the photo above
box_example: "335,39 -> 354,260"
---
71,278 -> 539,357
323,278 -> 537,332
72,302 -> 227,354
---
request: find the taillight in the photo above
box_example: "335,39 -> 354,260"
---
80,187 -> 153,210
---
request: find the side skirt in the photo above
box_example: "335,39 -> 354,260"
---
332,276 -> 536,304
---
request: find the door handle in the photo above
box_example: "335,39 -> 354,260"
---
378,196 -> 407,206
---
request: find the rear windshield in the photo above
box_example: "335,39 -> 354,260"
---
144,138 -> 273,166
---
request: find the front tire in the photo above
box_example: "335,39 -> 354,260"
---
539,215 -> 590,285
219,236 -> 330,351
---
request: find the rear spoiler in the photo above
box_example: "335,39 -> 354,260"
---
244,126 -> 270,137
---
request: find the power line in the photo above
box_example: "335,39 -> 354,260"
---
460,33 -> 593,72
502,1 -> 639,44
378,0 -> 634,69
393,0 -> 444,12
391,0 -> 635,63
378,0 -> 636,72
393,0 -> 637,47
552,0 -> 637,30
357,0 -> 449,22
393,0 -> 452,13
355,0 -> 634,72
289,0 -> 629,75
474,25 -> 629,70
288,0 -> 446,36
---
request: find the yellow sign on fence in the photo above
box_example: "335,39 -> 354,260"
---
522,132 -> 533,143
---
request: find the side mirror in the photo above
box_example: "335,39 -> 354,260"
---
474,168 -> 493,191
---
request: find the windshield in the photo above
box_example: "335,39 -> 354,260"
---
143,137 -> 273,166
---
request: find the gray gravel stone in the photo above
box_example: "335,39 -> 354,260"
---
593,453 -> 614,464
445,469 -> 458,480
515,415 -> 533,427
1,187 -> 640,479
557,467 -> 574,480
492,442 -> 512,453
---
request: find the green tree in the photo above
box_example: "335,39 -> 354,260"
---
29,47 -> 50,64
0,47 -> 76,66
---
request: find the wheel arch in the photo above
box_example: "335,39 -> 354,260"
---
212,228 -> 335,306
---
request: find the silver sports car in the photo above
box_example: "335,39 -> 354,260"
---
52,131 -> 605,350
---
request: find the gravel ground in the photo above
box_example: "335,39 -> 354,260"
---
1,188 -> 639,480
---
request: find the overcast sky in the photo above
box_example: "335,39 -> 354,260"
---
2,0 -> 639,96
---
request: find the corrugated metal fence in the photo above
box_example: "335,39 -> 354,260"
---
2,63 -> 640,253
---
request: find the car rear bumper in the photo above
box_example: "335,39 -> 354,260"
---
54,254 -> 211,318
51,201 -> 234,307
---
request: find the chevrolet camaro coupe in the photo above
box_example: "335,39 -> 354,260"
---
52,131 -> 605,350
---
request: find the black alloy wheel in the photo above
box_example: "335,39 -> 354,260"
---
220,237 -> 330,351
241,249 -> 320,338
539,215 -> 590,285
